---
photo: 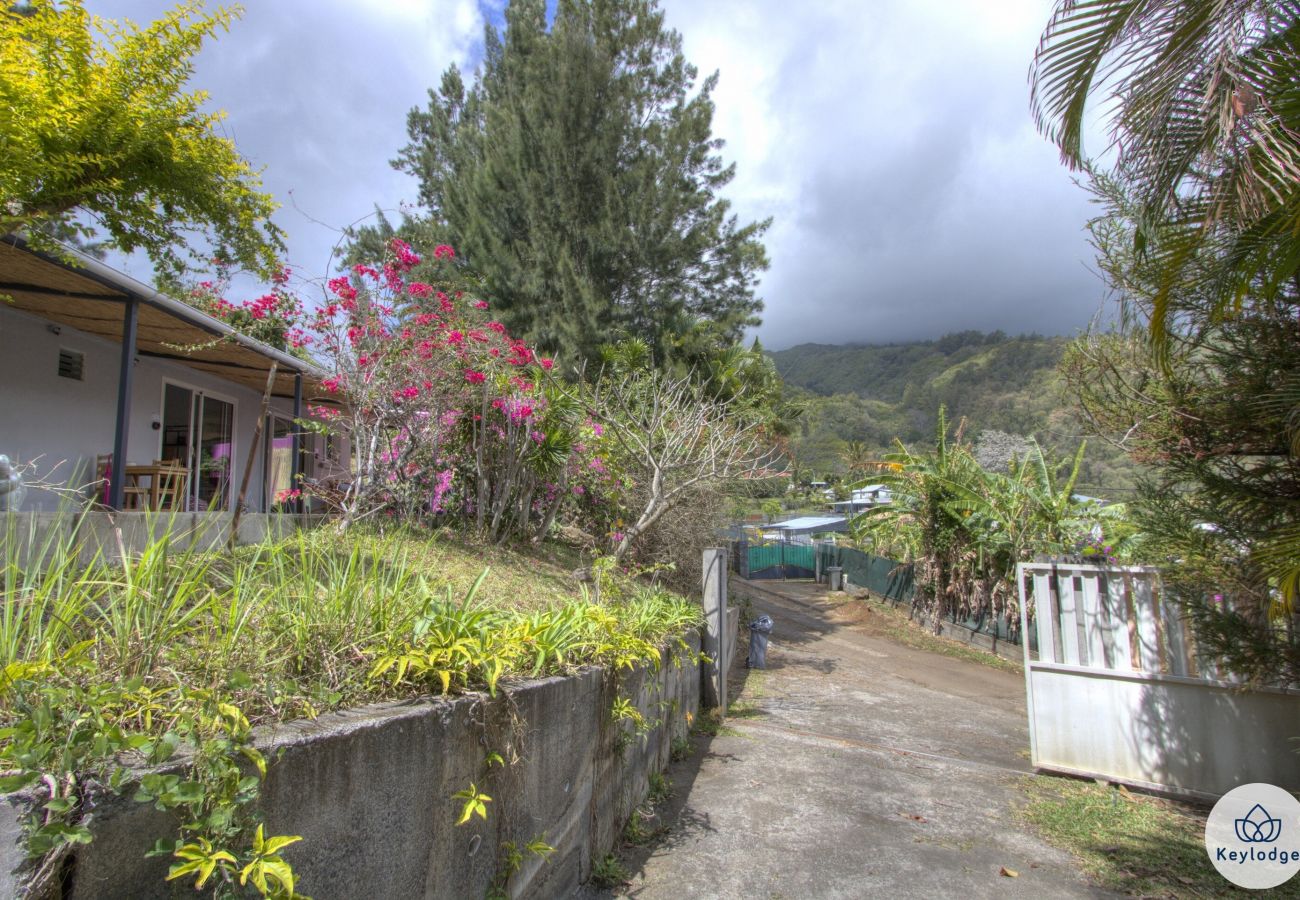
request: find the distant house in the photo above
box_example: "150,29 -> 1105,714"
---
0,236 -> 345,513
831,484 -> 892,515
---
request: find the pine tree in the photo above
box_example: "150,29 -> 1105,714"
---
365,0 -> 769,364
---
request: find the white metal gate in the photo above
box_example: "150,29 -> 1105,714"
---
1018,562 -> 1300,799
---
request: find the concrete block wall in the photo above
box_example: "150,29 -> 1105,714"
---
0,636 -> 700,899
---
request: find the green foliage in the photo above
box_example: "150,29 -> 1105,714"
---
669,735 -> 690,762
769,333 -> 1138,497
1,652 -> 303,897
647,772 -> 671,804
0,1 -> 284,282
1063,209 -> 1300,682
1020,776 -> 1229,898
1034,1 -> 1300,682
366,0 -> 770,363
610,697 -> 648,732
621,809 -> 659,845
452,783 -> 492,825
855,408 -> 1115,634
590,852 -> 629,889
0,513 -> 702,889
486,836 -> 554,900
1032,0 -> 1300,354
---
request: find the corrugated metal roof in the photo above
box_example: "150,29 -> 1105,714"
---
769,516 -> 846,531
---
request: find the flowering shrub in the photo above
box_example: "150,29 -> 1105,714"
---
301,239 -> 621,543
188,260 -> 310,351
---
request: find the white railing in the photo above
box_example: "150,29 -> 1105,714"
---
1018,562 -> 1300,799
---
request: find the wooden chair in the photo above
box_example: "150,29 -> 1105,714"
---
122,471 -> 150,510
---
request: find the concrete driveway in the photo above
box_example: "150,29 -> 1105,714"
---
580,580 -> 1112,900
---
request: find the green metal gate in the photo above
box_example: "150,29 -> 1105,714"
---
747,542 -> 816,578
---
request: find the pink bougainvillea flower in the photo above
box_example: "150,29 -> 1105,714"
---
473,300 -> 489,310
390,238 -> 421,270
465,370 -> 486,384
327,276 -> 358,301
540,358 -> 554,370
434,244 -> 455,260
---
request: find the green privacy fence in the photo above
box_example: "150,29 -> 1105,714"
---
815,544 -> 914,603
746,542 -> 816,578
813,545 -> 1023,645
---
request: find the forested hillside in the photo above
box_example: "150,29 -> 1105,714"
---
769,331 -> 1138,498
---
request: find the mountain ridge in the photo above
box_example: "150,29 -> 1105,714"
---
766,331 -> 1135,496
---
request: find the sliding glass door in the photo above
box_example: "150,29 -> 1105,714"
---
161,382 -> 235,510
263,414 -> 294,508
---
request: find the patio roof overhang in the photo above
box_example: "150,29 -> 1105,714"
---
0,236 -> 328,401
1,235 -> 337,511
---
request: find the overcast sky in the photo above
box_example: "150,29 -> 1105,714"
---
91,0 -> 1105,349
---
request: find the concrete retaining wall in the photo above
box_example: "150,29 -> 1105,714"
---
0,635 -> 700,899
933,617 -> 1022,664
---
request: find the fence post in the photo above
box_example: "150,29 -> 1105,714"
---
701,547 -> 728,711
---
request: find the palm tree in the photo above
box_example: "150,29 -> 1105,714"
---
839,440 -> 872,478
1034,0 -> 1300,610
1031,0 -> 1300,348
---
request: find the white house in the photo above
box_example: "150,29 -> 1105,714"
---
831,484 -> 892,515
0,236 -> 343,514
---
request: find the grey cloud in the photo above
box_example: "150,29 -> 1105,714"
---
665,0 -> 1103,347
87,1 -> 1102,346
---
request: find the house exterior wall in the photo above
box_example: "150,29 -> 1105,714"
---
0,304 -> 326,513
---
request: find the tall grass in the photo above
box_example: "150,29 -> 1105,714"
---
0,511 -> 702,731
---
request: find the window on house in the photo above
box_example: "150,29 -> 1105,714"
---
57,349 -> 84,381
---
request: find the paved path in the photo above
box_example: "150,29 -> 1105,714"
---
582,580 -> 1111,900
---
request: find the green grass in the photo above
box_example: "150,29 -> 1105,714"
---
1018,775 -> 1273,897
693,708 -> 742,737
647,772 -> 671,804
591,853 -> 629,888
0,512 -> 703,731
849,592 -> 1023,674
